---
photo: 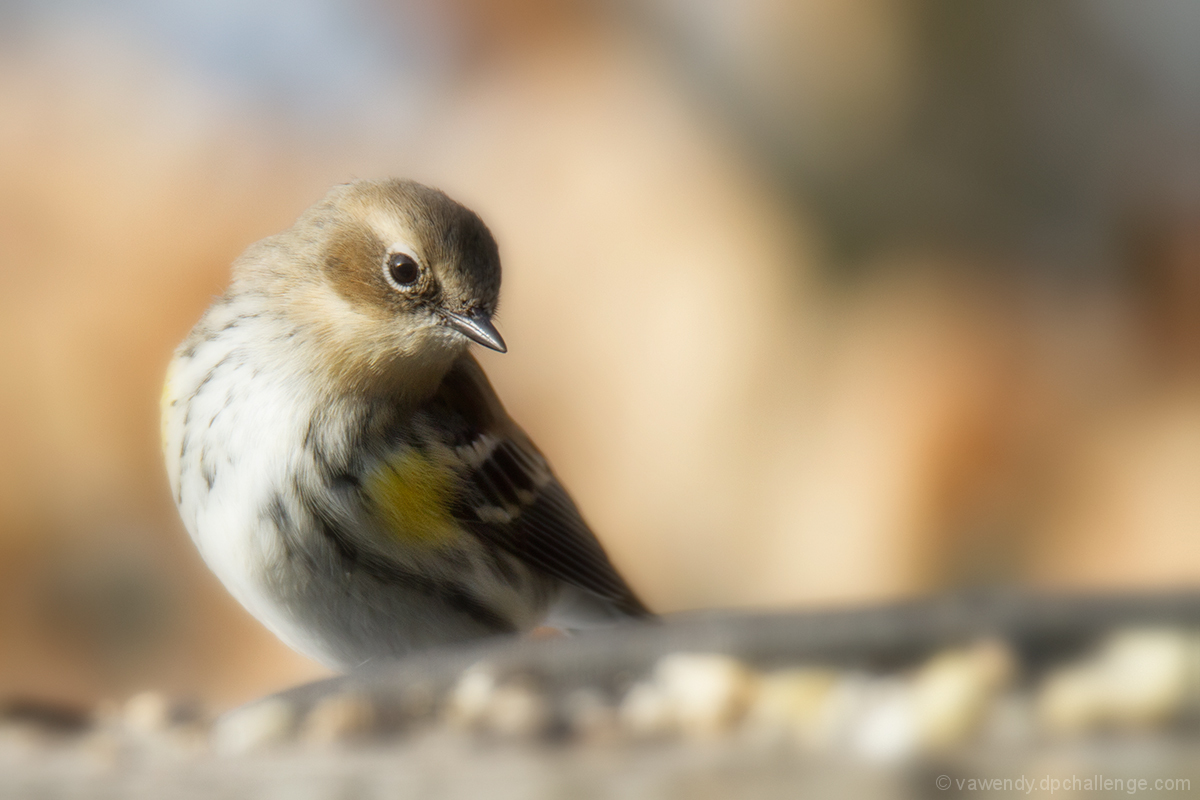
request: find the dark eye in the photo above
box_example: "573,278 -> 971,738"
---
385,252 -> 420,288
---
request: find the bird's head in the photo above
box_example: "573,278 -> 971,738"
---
237,179 -> 506,398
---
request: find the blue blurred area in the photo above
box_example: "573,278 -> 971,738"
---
0,0 -> 459,134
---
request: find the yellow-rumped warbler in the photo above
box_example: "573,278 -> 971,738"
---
162,179 -> 650,671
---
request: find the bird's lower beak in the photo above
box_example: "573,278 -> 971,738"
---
440,309 -> 507,353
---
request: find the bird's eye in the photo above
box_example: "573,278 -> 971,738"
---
385,252 -> 420,288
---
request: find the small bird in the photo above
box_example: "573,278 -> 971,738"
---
162,179 -> 650,671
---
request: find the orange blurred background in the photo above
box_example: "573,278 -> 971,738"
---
1,0 -> 1198,710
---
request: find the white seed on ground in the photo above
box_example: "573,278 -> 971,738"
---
485,682 -> 550,738
444,666 -> 496,730
912,640 -> 1016,748
211,698 -> 297,755
302,692 -> 376,745
745,668 -> 838,746
444,666 -> 550,738
1038,628 -> 1195,734
850,678 -> 918,763
1103,629 -> 1197,723
123,692 -> 170,735
654,653 -> 757,738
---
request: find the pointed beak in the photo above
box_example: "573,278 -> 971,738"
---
440,308 -> 507,353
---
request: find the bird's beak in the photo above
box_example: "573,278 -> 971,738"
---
440,308 -> 507,353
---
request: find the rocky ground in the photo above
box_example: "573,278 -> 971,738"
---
4,592 -> 1200,799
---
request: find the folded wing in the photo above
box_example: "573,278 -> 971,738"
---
422,355 -> 651,618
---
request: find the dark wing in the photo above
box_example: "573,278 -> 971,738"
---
423,354 -> 651,618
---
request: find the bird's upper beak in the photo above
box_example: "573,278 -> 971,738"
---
440,308 -> 507,353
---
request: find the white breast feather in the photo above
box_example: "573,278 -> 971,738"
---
163,311 -> 331,661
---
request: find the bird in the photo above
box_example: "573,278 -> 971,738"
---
161,179 -> 651,671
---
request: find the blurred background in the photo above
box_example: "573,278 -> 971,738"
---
1,0 -> 1198,712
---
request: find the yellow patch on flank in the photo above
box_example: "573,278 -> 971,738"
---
364,450 -> 460,547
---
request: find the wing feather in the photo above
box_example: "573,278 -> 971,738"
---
421,355 -> 651,617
